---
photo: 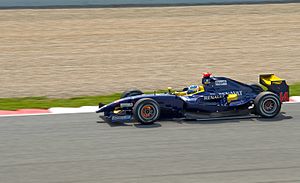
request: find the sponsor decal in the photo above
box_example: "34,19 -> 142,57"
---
203,79 -> 210,84
280,92 -> 289,102
111,115 -> 132,121
218,90 -> 243,96
120,103 -> 133,108
204,95 -> 223,100
215,80 -> 227,86
204,90 -> 242,100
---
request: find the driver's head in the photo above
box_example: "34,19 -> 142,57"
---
187,85 -> 198,94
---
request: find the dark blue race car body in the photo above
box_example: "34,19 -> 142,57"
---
97,74 -> 289,124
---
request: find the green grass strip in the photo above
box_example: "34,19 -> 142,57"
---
290,83 -> 300,97
0,94 -> 121,111
0,84 -> 299,110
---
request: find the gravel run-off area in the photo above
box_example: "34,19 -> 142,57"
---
0,3 -> 299,97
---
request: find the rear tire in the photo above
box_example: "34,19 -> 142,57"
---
121,89 -> 143,99
133,98 -> 160,125
254,92 -> 281,118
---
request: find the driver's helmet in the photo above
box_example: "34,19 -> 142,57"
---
187,85 -> 199,94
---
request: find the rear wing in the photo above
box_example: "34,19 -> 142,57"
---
259,74 -> 289,102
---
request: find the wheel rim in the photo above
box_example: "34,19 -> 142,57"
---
262,98 -> 277,114
140,105 -> 156,120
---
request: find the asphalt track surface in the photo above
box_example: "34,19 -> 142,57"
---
0,103 -> 299,183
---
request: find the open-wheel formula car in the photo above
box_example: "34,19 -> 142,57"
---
96,73 -> 289,125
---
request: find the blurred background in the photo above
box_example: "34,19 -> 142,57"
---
0,0 -> 299,98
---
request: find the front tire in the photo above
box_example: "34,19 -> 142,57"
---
133,98 -> 160,125
254,92 -> 281,118
121,89 -> 143,99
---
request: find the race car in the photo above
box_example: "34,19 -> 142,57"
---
96,73 -> 289,125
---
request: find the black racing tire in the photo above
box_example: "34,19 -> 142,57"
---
250,84 -> 264,94
254,91 -> 281,118
120,89 -> 143,99
133,98 -> 160,125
